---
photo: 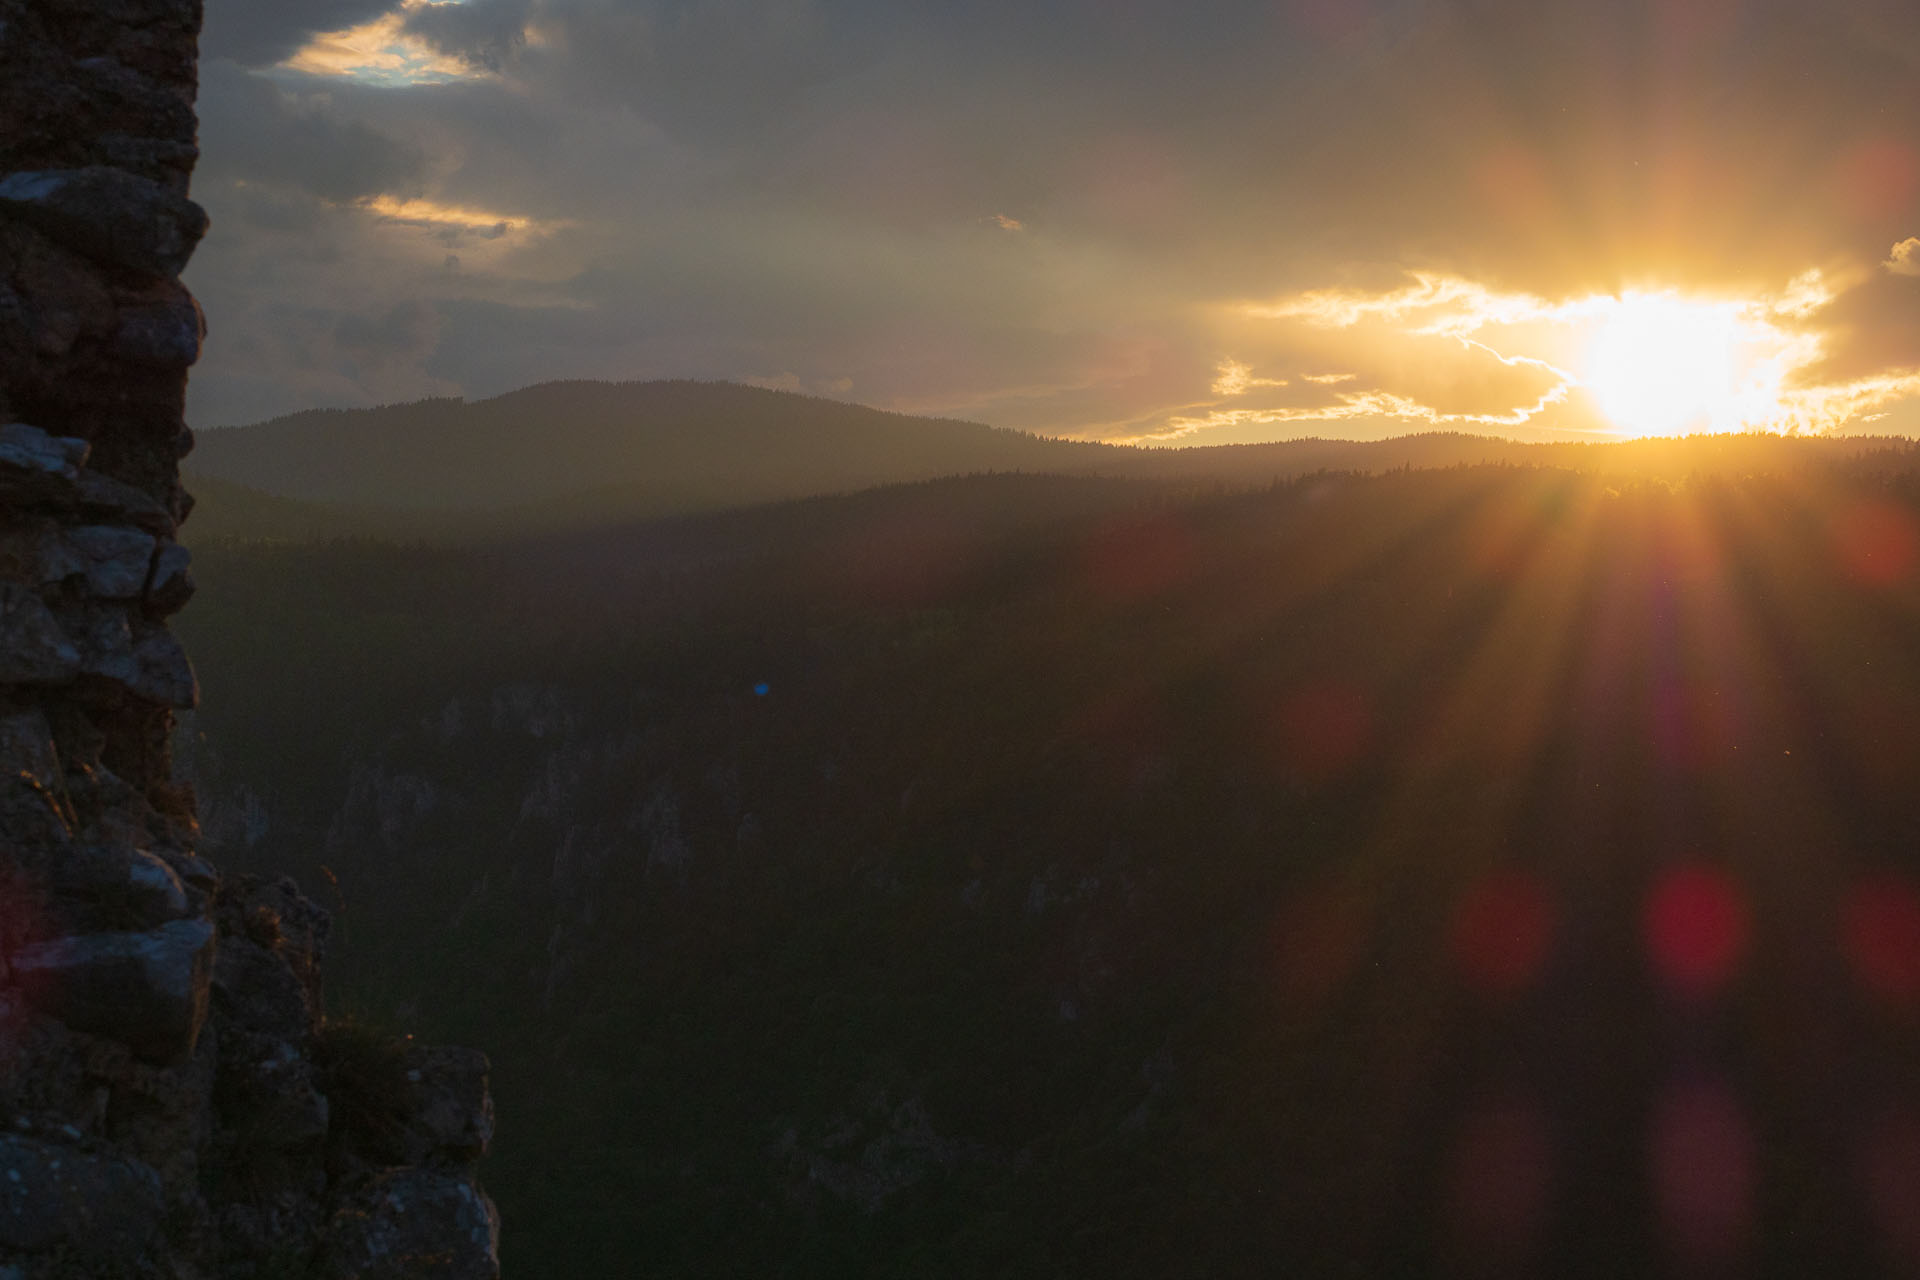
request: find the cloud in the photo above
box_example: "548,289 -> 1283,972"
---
1211,360 -> 1287,397
196,62 -> 425,203
1889,238 -> 1920,276
279,2 -> 487,84
201,0 -> 405,67
361,195 -> 556,239
1791,269 -> 1920,385
399,0 -> 536,70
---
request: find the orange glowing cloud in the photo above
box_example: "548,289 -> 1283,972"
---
282,1 -> 484,84
361,194 -> 545,236
1184,265 -> 1920,442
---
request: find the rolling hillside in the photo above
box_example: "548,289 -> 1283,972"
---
188,380 -> 1920,545
188,380 -> 1119,514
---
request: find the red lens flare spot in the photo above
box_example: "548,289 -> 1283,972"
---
1844,874 -> 1920,1008
1269,681 -> 1375,784
1448,871 -> 1556,998
1643,866 -> 1750,999
1865,1105 -> 1920,1263
1831,500 -> 1919,587
1445,1095 -> 1554,1261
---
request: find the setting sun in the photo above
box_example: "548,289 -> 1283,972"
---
1582,294 -> 1746,437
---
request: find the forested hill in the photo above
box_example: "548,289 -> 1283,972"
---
188,379 -> 1920,541
187,380 -> 1118,514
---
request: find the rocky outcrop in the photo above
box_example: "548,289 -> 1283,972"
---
0,1 -> 498,1275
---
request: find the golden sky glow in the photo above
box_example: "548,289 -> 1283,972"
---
362,194 -> 538,235
1129,257 -> 1920,445
281,1 -> 481,85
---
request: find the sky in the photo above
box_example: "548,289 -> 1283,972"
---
183,0 -> 1920,443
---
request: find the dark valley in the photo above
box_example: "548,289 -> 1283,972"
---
180,433 -> 1920,1276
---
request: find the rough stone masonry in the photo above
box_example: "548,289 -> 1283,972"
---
0,2 -> 500,1275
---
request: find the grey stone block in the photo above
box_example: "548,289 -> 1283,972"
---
0,167 -> 209,277
12,917 -> 216,1061
0,1133 -> 164,1265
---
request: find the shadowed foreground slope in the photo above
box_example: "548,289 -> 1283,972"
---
181,455 -> 1920,1277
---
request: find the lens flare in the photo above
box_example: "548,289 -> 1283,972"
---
1643,865 -> 1750,1000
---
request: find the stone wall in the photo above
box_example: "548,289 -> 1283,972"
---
0,2 -> 499,1275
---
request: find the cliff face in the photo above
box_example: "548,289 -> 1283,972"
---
0,3 -> 499,1276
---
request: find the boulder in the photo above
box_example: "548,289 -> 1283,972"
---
214,1026 -> 331,1152
126,849 -> 190,924
146,539 -> 192,613
317,1168 -> 500,1280
36,524 -> 155,599
0,424 -> 87,479
0,1133 -> 165,1266
73,469 -> 173,535
11,917 -> 215,1061
403,1046 -> 494,1164
48,843 -> 191,931
2,215 -> 120,359
0,711 -> 58,785
212,935 -> 313,1045
0,586 -> 80,685
111,281 -> 204,368
0,770 -> 74,859
55,603 -> 197,707
0,168 -> 209,277
217,876 -> 331,1017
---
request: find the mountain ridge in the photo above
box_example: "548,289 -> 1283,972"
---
187,377 -> 1920,543
189,378 -> 1118,515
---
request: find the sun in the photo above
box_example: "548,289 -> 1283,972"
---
1582,294 -> 1746,437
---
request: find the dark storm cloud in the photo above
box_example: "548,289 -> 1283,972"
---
200,0 -> 404,66
196,62 -> 425,203
398,0 -> 533,70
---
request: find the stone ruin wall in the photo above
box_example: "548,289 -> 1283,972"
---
0,1 -> 499,1275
